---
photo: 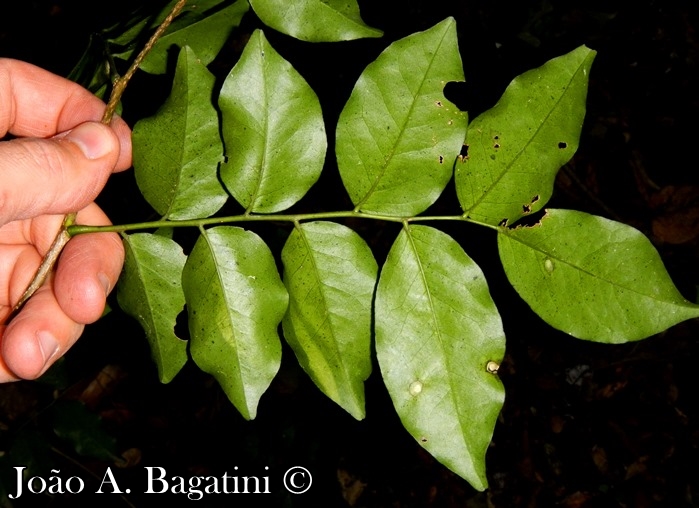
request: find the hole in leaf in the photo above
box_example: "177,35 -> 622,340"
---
558,141 -> 567,149
531,194 -> 540,203
420,437 -> 428,443
494,143 -> 500,149
442,81 -> 469,111
494,135 -> 499,140
175,307 -> 190,341
458,144 -> 469,162
435,100 -> 443,107
523,203 -> 532,214
507,208 -> 549,228
499,218 -> 509,227
438,155 -> 444,164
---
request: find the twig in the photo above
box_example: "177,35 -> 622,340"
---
5,0 -> 188,322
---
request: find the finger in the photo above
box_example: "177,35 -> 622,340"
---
1,279 -> 84,380
54,204 -> 124,324
0,243 -> 41,314
0,58 -> 132,171
0,216 -> 64,317
0,330 -> 20,382
0,121 -> 122,225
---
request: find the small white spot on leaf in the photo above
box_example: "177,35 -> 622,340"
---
544,258 -> 554,273
409,380 -> 423,396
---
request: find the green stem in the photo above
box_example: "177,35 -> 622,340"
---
67,211 -> 491,236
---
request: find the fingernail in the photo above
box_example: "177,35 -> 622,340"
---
98,272 -> 111,296
37,331 -> 59,369
65,122 -> 112,160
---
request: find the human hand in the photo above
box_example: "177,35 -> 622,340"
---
0,58 -> 132,382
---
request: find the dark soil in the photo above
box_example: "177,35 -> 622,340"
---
1,1 -> 699,507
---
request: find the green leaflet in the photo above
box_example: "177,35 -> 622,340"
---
110,0 -> 249,75
281,221 -> 377,420
375,225 -> 505,491
498,209 -> 699,342
456,45 -> 595,226
68,34 -> 113,96
117,233 -> 188,384
132,46 -> 227,220
183,227 -> 289,420
249,0 -> 382,42
219,30 -> 327,213
336,18 -> 468,216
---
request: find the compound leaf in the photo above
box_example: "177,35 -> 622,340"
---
117,233 -> 188,384
183,227 -> 288,420
281,221 -> 377,420
219,30 -> 326,213
375,225 -> 505,491
498,209 -> 699,342
336,17 -> 467,216
249,0 -> 382,42
110,0 -> 249,75
456,45 -> 595,226
132,46 -> 227,220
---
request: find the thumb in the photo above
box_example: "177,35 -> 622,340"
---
0,121 -> 121,225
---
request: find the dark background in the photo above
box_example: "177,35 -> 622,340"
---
1,1 -> 699,506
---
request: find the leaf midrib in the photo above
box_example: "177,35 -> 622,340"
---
404,226 -> 474,456
164,58 -> 190,219
355,23 -> 451,210
202,230 -> 247,395
297,225 -> 360,407
246,34 -> 270,213
464,53 -> 590,218
311,0 -> 376,33
500,224 -> 698,308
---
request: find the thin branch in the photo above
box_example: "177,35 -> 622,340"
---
103,0 -> 188,124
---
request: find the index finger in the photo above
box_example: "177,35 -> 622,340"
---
0,58 -> 132,171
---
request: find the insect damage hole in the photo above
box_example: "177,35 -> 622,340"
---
457,144 -> 469,163
435,100 -> 443,107
558,141 -> 568,149
438,155 -> 444,164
